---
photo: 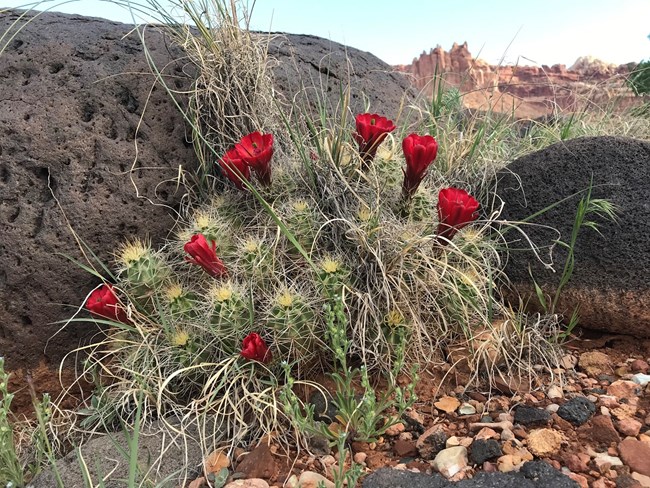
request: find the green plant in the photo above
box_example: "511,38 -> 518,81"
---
627,59 -> 650,96
0,357 -> 24,488
530,181 -> 618,339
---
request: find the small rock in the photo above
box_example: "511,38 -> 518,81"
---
632,373 -> 650,386
204,448 -> 230,474
459,437 -> 473,448
434,395 -> 461,414
526,428 -> 564,457
547,385 -> 564,399
546,403 -> 560,413
393,439 -> 417,458
284,475 -> 298,488
298,471 -> 334,488
308,390 -> 338,422
501,429 -> 515,441
446,436 -> 460,447
579,351 -> 613,376
502,440 -> 533,461
514,405 -> 551,427
353,452 -> 367,465
469,439 -> 502,465
235,442 -> 276,480
416,425 -> 448,460
607,380 -> 642,402
432,446 -> 468,478
224,480 -> 270,488
567,472 -> 589,488
320,455 -> 336,468
557,397 -> 596,426
458,403 -> 476,415
593,452 -> 623,472
475,427 -> 499,440
565,452 -> 591,473
630,359 -> 650,373
632,472 -> 650,487
383,422 -> 405,437
497,454 -> 520,473
579,415 -> 621,447
616,417 -> 643,437
619,438 -> 650,476
560,354 -> 578,370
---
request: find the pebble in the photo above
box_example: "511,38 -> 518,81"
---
416,425 -> 448,460
560,353 -> 578,370
632,373 -> 650,386
458,402 -> 476,415
579,351 -> 613,376
432,446 -> 468,478
296,472 -> 335,488
526,428 -> 564,457
435,395 -> 461,414
353,452 -> 367,465
469,439 -> 502,464
500,428 -> 515,441
513,406 -> 551,427
475,427 -> 499,440
547,385 -> 564,399
619,438 -> 650,476
632,472 -> 650,487
446,436 -> 460,447
557,396 -> 596,426
567,472 -> 589,488
615,417 -> 642,437
545,403 -> 560,413
593,453 -> 623,473
384,421 -> 406,436
224,480 -> 270,488
630,359 -> 650,373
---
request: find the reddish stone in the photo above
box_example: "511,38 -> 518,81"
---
393,439 -> 418,458
235,442 -> 278,480
616,417 -> 643,437
579,415 -> 621,448
567,472 -> 589,488
619,438 -> 650,476
630,359 -> 650,373
565,452 -> 591,473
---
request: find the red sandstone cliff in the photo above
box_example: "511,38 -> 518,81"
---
397,43 -> 637,118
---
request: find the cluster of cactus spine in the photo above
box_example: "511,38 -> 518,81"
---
209,282 -> 251,355
118,239 -> 169,297
267,288 -> 316,360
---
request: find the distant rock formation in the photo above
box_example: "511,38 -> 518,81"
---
397,43 -> 637,118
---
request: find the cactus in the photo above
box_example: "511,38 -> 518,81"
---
209,283 -> 251,355
118,239 -> 169,298
267,288 -> 317,360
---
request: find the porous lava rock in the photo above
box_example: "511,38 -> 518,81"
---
0,10 -> 415,406
496,136 -> 650,338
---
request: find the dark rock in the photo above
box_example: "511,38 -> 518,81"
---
416,425 -> 448,460
308,389 -> 338,422
496,136 -> 650,338
268,34 -> 414,118
0,10 -> 196,403
362,461 -> 579,487
31,420 -> 203,487
514,406 -> 551,427
0,10 -> 415,399
557,397 -> 596,426
469,439 -> 503,465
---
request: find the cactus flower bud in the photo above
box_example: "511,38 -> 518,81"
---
184,233 -> 227,278
436,188 -> 480,244
240,332 -> 272,364
85,284 -> 130,323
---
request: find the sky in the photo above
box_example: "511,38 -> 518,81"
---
3,0 -> 650,67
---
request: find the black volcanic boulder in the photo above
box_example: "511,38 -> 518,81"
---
496,136 -> 650,338
0,9 -> 415,406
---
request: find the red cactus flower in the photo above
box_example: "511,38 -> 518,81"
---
353,113 -> 396,167
240,332 -> 272,364
219,148 -> 251,190
86,284 -> 130,323
436,188 -> 480,243
184,233 -> 227,278
402,133 -> 439,198
235,131 -> 274,186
